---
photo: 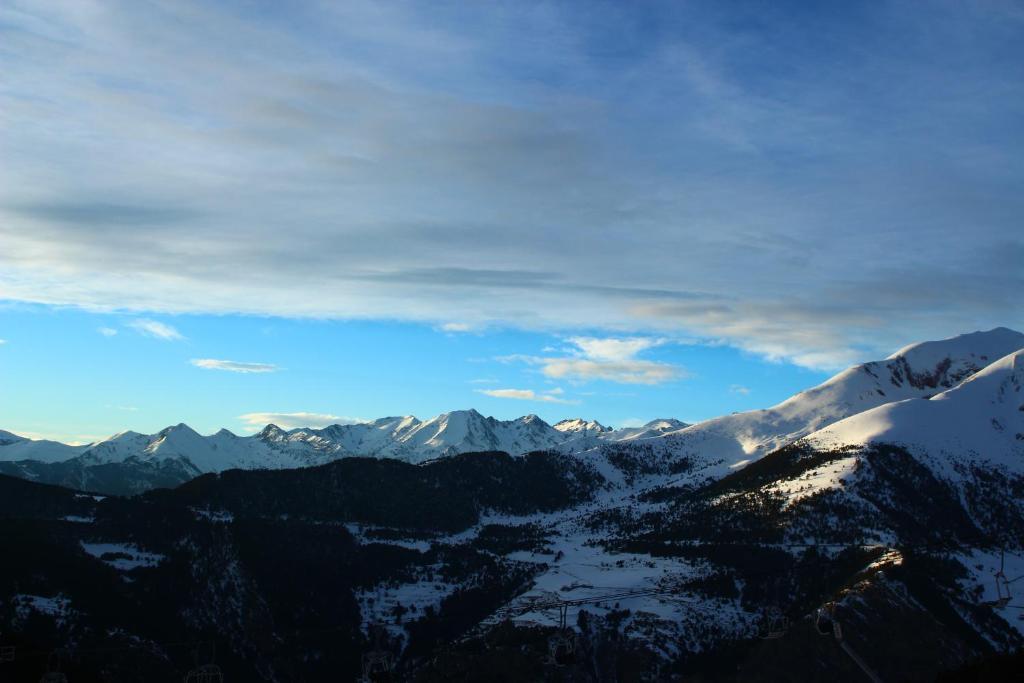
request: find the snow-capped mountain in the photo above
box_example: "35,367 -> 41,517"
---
74,423 -> 343,472
611,418 -> 689,442
553,418 -> 611,436
264,410 -> 569,462
2,327 -> 1021,496
804,346 -> 1024,468
0,430 -> 89,463
629,326 -> 1024,477
0,410 -> 605,493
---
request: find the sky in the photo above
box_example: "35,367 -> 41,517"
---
1,1 -> 1022,442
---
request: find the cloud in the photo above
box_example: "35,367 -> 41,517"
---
98,327 -> 118,337
191,358 -> 279,373
468,378 -> 499,384
238,412 -> 363,430
0,339 -> 6,345
730,384 -> 752,395
9,429 -> 104,446
565,337 -> 666,362
500,336 -> 687,385
0,2 -> 1021,368
104,404 -> 139,411
439,322 -> 473,333
127,319 -> 183,341
476,388 -> 576,404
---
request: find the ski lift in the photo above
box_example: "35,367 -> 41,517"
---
359,624 -> 395,683
359,651 -> 395,683
183,642 -> 223,683
991,549 -> 1012,608
758,607 -> 790,640
39,650 -> 67,683
0,632 -> 14,663
546,603 -> 577,667
814,603 -> 839,638
815,604 -> 882,683
183,664 -> 223,683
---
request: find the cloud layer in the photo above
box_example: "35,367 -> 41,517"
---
1,1 -> 1021,368
500,336 -> 686,385
237,412 -> 362,430
191,359 -> 279,373
476,388 -> 575,404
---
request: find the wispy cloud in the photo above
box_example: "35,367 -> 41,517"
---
98,327 -> 118,337
499,337 -> 686,385
730,384 -> 752,395
439,322 -> 473,333
238,412 -> 362,430
104,404 -> 139,411
9,429 -> 103,446
0,339 -> 6,345
476,388 -> 576,404
191,359 -> 279,373
128,319 -> 183,341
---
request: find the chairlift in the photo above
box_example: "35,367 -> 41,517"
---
992,549 -> 1012,608
814,604 -> 838,638
359,650 -> 395,683
546,603 -> 577,667
547,631 -> 577,667
360,624 -> 395,683
0,632 -> 14,663
183,664 -> 223,683
758,607 -> 789,640
184,642 -> 223,683
40,650 -> 68,683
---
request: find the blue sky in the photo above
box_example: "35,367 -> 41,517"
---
0,304 -> 829,442
1,1 -> 1021,441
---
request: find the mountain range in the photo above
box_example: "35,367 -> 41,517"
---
3,327 -> 1022,496
1,327 -> 1023,681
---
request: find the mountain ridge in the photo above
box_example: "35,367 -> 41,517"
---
1,327 -> 1021,496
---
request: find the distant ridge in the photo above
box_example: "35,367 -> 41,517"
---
1,327 -> 1021,495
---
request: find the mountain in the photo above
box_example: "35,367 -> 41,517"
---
327,409 -> 567,461
0,411 -> 587,494
1,328 -> 1021,498
0,429 -> 89,463
804,346 -> 1024,466
621,326 -> 1024,479
553,418 -> 611,435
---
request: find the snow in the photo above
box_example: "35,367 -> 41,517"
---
579,327 -> 1024,483
345,523 -> 433,551
763,456 -> 859,506
805,348 -> 1024,474
356,572 -> 459,644
0,430 -> 90,463
80,542 -> 166,570
952,548 -> 1024,637
62,515 -> 95,523
13,594 -> 74,625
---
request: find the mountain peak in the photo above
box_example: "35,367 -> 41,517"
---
553,418 -> 610,434
887,327 -> 1024,363
258,424 -> 287,439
